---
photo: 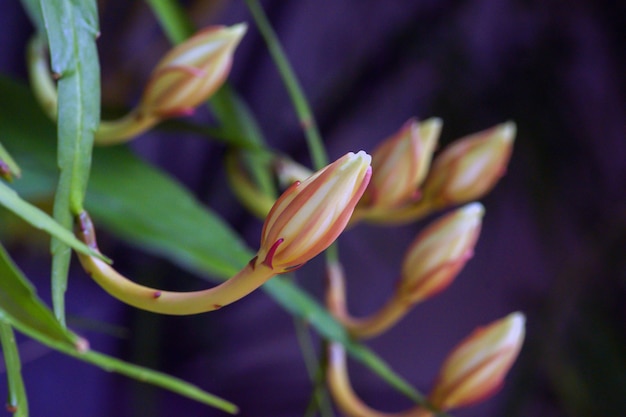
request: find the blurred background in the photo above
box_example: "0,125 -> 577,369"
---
0,0 -> 624,416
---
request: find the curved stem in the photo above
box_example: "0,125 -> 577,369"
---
75,212 -> 275,315
326,261 -> 414,339
325,264 -> 449,417
225,151 -> 276,219
27,35 -> 58,121
94,111 -> 159,145
327,342 -> 433,417
28,34 -> 159,145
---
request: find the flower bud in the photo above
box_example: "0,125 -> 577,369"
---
362,118 -> 441,209
258,151 -> 371,272
398,202 -> 483,303
138,24 -> 246,118
429,312 -> 525,410
421,122 -> 515,207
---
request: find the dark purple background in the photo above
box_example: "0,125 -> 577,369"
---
1,1 -> 625,416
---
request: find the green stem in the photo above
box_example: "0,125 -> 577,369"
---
144,0 -> 194,43
294,317 -> 335,417
0,322 -> 29,417
27,35 -> 58,121
94,111 -> 159,145
244,0 -> 328,170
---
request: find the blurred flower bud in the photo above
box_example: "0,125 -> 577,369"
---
138,24 -> 246,118
362,118 -> 441,209
273,156 -> 314,188
398,202 -> 484,303
258,151 -> 371,272
429,312 -> 526,411
421,122 -> 515,207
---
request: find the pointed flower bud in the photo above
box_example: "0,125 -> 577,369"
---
258,151 -> 372,272
421,122 -> 515,207
362,118 -> 441,210
138,24 -> 246,118
398,202 -> 484,303
429,312 -> 526,411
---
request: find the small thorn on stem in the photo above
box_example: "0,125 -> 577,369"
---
6,405 -> 17,413
248,255 -> 258,270
52,72 -> 62,80
213,304 -> 223,310
153,291 -> 162,299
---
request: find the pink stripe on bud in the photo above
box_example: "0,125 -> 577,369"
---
258,152 -> 371,272
429,312 -> 526,411
399,202 -> 484,303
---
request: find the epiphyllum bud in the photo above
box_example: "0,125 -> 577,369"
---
421,122 -> 515,207
258,151 -> 372,272
138,24 -> 246,118
429,312 -> 526,411
398,202 -> 483,303
362,118 -> 441,209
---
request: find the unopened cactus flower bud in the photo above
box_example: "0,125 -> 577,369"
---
421,122 -> 515,208
398,202 -> 484,303
258,151 -> 372,272
429,312 -> 526,411
75,152 -> 370,315
95,24 -> 246,143
361,118 -> 441,210
139,24 -> 246,118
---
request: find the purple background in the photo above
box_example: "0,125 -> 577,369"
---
1,1 -> 625,417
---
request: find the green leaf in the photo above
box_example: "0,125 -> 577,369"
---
0,243 -> 77,345
39,0 -> 101,324
0,243 -> 236,413
0,181 -> 108,262
0,322 -> 29,417
86,145 -> 253,278
64,349 -> 238,414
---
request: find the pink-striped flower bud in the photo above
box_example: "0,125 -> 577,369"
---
429,312 -> 526,411
398,202 -> 483,303
421,122 -> 515,207
362,118 -> 441,209
138,24 -> 246,118
258,151 -> 372,272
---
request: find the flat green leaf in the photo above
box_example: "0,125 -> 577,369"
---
0,181 -> 108,262
70,349 -> 237,413
39,0 -> 101,323
86,146 -> 253,278
0,244 -> 237,413
0,243 -> 77,345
